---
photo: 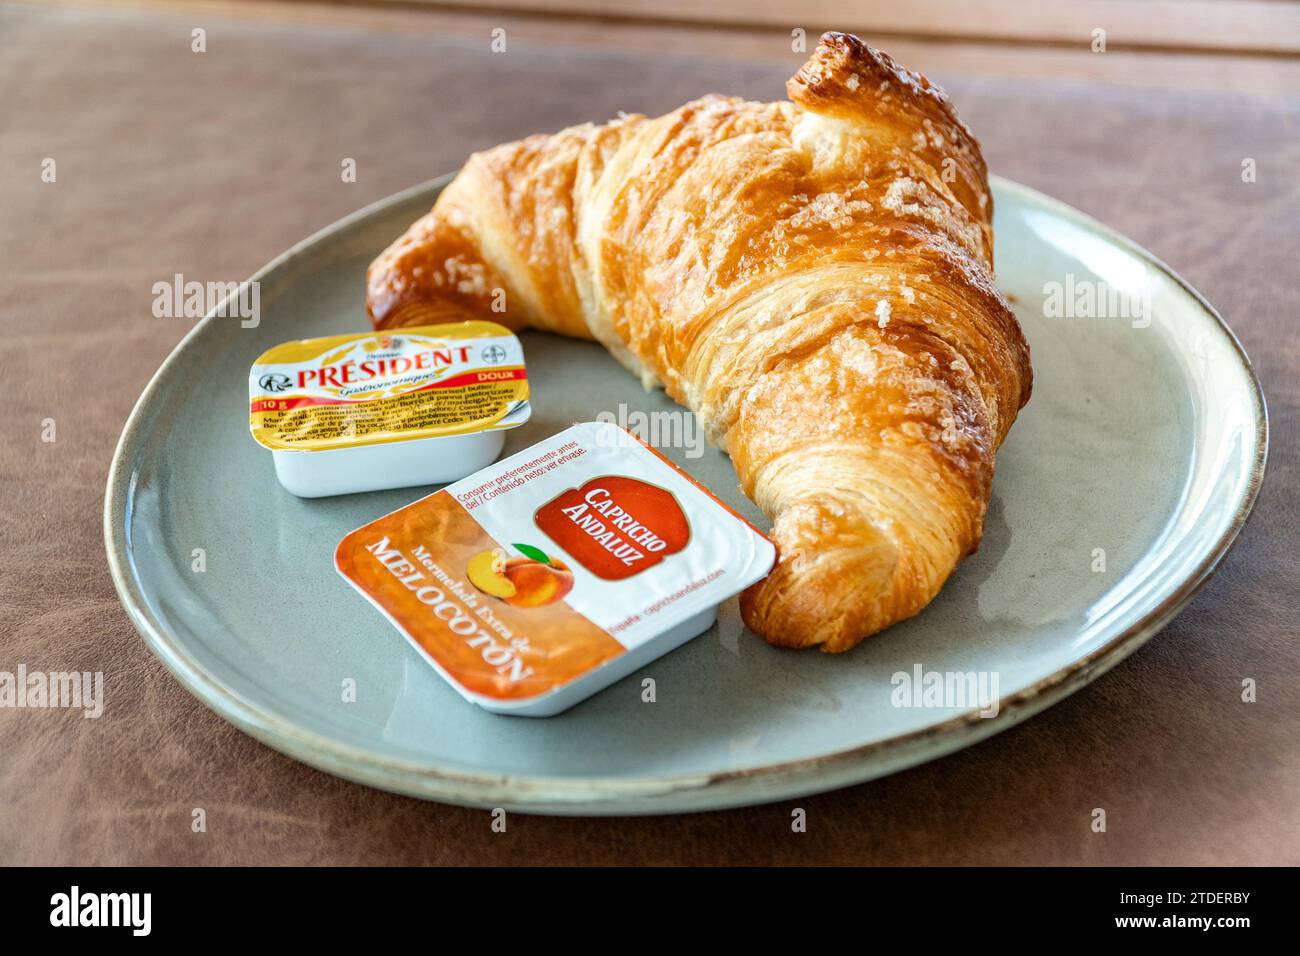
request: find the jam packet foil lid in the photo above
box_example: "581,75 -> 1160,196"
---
335,421 -> 775,708
249,321 -> 528,452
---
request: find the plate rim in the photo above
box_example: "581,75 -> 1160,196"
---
103,174 -> 1270,815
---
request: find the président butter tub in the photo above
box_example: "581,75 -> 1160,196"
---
248,321 -> 528,496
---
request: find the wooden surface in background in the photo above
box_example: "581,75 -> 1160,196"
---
364,0 -> 1300,54
58,0 -> 1300,93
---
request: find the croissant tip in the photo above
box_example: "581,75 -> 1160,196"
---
790,30 -> 971,140
815,31 -> 874,60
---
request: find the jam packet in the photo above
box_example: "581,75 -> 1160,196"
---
335,421 -> 775,716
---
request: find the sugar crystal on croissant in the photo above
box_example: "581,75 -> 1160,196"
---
366,32 -> 1032,652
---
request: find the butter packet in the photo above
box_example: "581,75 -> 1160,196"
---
249,321 -> 528,497
335,421 -> 775,716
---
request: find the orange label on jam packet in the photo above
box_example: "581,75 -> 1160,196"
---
335,490 -> 625,701
535,476 -> 690,580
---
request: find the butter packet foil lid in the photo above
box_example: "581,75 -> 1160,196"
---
249,321 -> 529,452
335,421 -> 775,712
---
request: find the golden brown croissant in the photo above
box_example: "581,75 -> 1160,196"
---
366,33 -> 1032,653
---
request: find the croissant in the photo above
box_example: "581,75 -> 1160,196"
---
366,32 -> 1032,653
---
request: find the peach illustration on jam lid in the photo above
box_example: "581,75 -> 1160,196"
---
467,543 -> 573,608
466,548 -> 515,599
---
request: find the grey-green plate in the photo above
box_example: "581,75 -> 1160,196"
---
105,176 -> 1267,815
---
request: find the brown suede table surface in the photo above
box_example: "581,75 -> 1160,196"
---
1,3 -> 1296,865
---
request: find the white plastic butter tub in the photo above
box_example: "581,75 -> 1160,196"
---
248,321 -> 529,497
335,421 -> 776,717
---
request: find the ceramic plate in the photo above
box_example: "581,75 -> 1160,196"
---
105,176 -> 1267,814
